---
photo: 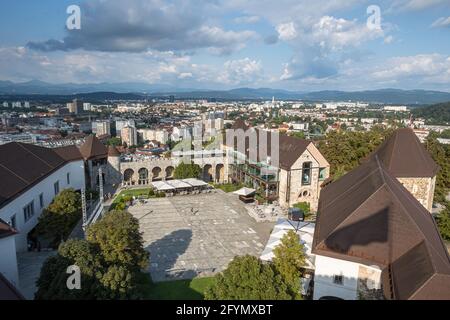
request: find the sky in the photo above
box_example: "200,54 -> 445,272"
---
0,0 -> 450,92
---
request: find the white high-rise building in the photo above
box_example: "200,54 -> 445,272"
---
93,121 -> 111,136
121,125 -> 137,146
116,119 -> 136,137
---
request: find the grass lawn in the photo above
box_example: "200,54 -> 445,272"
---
212,183 -> 243,193
137,273 -> 215,300
113,188 -> 152,203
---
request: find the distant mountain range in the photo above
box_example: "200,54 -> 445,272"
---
1,80 -> 450,104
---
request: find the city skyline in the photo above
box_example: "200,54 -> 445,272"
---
0,0 -> 450,92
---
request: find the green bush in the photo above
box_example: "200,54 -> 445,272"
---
205,255 -> 294,300
293,202 -> 311,217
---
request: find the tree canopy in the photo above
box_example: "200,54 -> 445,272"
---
173,162 -> 202,179
425,133 -> 450,205
36,188 -> 82,247
437,205 -> 450,242
412,102 -> 450,125
86,210 -> 149,270
318,126 -> 393,179
35,210 -> 149,300
272,230 -> 307,299
204,255 -> 293,300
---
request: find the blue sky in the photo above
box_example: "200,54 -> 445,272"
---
0,0 -> 449,91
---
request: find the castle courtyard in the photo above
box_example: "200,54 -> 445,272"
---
127,192 -> 275,282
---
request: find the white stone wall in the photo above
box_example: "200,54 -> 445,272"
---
0,160 -> 85,252
0,235 -> 19,287
313,255 -> 381,300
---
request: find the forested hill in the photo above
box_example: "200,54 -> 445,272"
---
412,102 -> 450,125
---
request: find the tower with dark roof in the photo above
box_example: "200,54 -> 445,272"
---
79,135 -> 109,189
370,128 -> 438,212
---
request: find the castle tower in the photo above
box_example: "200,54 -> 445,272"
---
107,145 -> 122,185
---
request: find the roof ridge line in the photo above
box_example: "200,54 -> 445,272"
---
16,142 -> 56,169
408,269 -> 436,300
388,130 -> 398,172
382,168 -> 450,266
321,165 -> 381,211
0,163 -> 30,184
318,182 -> 386,249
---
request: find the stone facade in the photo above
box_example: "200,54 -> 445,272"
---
397,176 -> 435,212
118,155 -> 227,186
357,265 -> 384,300
278,147 -> 329,211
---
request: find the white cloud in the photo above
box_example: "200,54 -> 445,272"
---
218,58 -> 263,85
390,0 -> 448,11
384,35 -> 394,44
431,17 -> 450,28
178,72 -> 193,79
276,22 -> 298,41
234,15 -> 260,24
28,0 -> 255,54
311,16 -> 384,51
371,54 -> 450,83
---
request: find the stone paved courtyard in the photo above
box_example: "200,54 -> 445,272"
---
18,251 -> 56,300
127,192 -> 274,282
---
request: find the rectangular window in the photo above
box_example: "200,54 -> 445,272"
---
302,162 -> 312,185
10,215 -> 16,229
39,193 -> 44,208
23,201 -> 35,222
67,172 -> 71,185
54,181 -> 60,195
333,275 -> 344,285
319,168 -> 327,181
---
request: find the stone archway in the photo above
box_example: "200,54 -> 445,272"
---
123,169 -> 135,185
138,168 -> 149,185
215,164 -> 224,183
165,166 -> 175,180
152,167 -> 162,181
202,164 -> 213,182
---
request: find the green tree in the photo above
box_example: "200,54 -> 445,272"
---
36,189 -> 82,246
99,264 -> 137,299
290,131 -> 306,139
36,210 -> 150,300
204,255 -> 293,300
106,137 -> 122,146
173,162 -> 202,179
86,210 -> 149,270
425,133 -> 450,204
318,126 -> 393,179
272,230 -> 306,299
35,239 -> 104,300
437,205 -> 450,242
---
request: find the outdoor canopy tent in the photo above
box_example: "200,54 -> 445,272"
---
233,187 -> 256,196
260,218 -> 316,270
182,178 -> 208,187
151,179 -> 210,192
151,181 -> 176,191
167,179 -> 192,189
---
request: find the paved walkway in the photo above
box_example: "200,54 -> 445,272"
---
17,251 -> 56,300
128,192 -> 274,282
